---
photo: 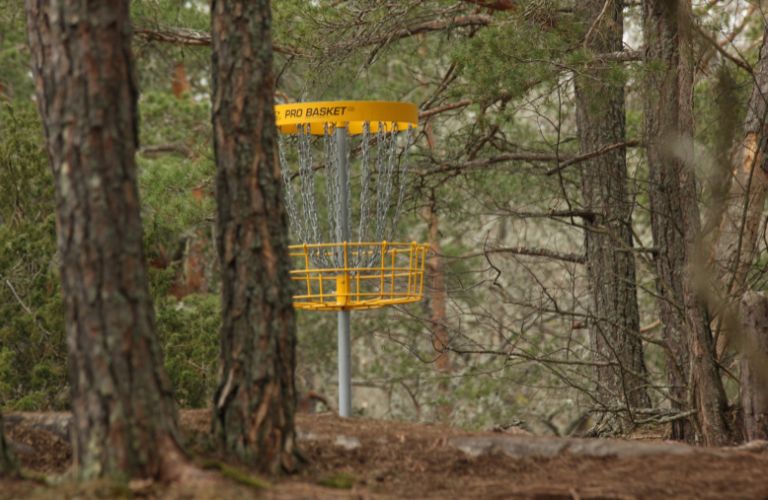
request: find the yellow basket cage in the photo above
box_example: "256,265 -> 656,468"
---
289,241 -> 429,311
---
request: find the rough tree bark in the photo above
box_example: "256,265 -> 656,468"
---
738,292 -> 768,440
210,0 -> 301,473
643,0 -> 732,445
25,0 -> 186,479
0,414 -> 16,477
574,0 -> 651,431
710,18 -> 768,441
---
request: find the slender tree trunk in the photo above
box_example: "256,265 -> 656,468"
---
426,195 -> 452,420
643,0 -> 732,445
708,18 -> 768,441
210,0 -> 301,474
575,0 -> 650,432
25,0 -> 186,479
712,18 -> 768,353
0,414 -> 16,477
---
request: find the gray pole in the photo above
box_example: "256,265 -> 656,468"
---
335,126 -> 352,417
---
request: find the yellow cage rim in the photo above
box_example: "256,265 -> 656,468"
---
288,240 -> 429,251
288,240 -> 429,311
275,101 -> 418,136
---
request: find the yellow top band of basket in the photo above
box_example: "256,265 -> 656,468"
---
275,101 -> 418,136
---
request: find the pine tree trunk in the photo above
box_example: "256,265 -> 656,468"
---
643,0 -> 732,445
25,0 -> 186,479
574,0 -> 651,431
707,18 -> 768,443
738,292 -> 768,440
0,414 -> 16,477
712,19 -> 768,356
426,196 -> 452,420
210,0 -> 301,474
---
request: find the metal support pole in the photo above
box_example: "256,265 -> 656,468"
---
337,309 -> 351,417
336,126 -> 352,417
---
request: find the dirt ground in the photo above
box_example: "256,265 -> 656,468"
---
2,409 -> 768,499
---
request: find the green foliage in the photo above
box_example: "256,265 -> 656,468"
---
0,102 -> 65,411
2,0 -> 764,438
0,1 -> 35,100
156,294 -> 220,408
451,6 -> 575,102
138,90 -> 215,264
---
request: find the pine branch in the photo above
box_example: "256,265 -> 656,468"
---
134,27 -> 301,56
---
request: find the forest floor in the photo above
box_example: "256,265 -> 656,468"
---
2,409 -> 768,499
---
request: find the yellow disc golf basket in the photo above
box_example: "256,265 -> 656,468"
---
276,100 -> 426,416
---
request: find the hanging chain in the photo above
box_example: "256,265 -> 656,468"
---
279,134 -> 306,244
324,124 -> 339,266
298,125 -> 329,267
389,124 -> 413,241
355,122 -> 372,267
374,123 -> 398,243
279,119 -> 415,270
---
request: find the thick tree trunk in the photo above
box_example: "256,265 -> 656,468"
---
575,0 -> 651,431
643,0 -> 732,445
0,414 -> 16,477
25,0 -> 185,479
210,0 -> 301,474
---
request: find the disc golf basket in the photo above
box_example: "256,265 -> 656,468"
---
276,101 -> 427,417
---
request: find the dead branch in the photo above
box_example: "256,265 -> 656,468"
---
545,140 -> 641,176
461,246 -> 585,264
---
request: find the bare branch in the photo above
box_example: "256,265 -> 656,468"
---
420,99 -> 473,119
545,140 -> 641,176
461,246 -> 585,264
425,141 -> 640,177
599,49 -> 642,63
694,24 -> 753,74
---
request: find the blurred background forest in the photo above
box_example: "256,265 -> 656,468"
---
1,0 -> 766,437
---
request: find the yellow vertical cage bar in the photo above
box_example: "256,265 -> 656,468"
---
379,241 -> 387,300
